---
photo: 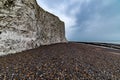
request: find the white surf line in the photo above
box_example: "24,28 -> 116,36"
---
85,43 -> 120,51
89,45 -> 120,55
79,43 -> 120,56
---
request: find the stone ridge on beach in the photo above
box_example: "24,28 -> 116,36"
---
0,42 -> 119,79
0,0 -> 67,55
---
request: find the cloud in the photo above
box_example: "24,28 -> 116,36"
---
36,0 -> 89,38
68,0 -> 120,42
36,0 -> 120,43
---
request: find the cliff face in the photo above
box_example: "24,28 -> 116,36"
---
0,0 -> 67,55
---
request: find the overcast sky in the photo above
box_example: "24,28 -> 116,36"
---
36,0 -> 120,43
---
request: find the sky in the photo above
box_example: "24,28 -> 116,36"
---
36,0 -> 120,43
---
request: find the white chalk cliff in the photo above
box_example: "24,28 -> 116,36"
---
0,0 -> 67,55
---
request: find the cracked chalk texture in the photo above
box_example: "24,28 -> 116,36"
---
0,0 -> 67,56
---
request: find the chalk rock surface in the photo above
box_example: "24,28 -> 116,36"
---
0,0 -> 67,55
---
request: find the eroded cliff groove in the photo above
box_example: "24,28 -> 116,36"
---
0,0 -> 67,55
